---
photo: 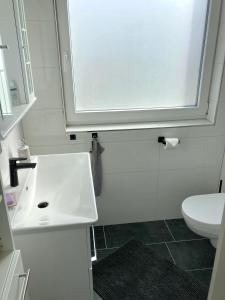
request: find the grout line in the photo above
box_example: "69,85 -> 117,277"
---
164,220 -> 176,241
166,237 -> 208,244
145,238 -> 206,246
145,241 -> 167,246
186,267 -> 213,272
102,226 -> 108,248
97,246 -> 119,251
165,242 -> 176,265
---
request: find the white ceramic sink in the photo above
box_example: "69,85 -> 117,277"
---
11,153 -> 98,232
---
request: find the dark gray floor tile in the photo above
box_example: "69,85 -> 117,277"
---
166,218 -> 202,241
147,243 -> 173,262
90,226 -> 106,250
187,269 -> 212,290
104,221 -> 173,248
96,248 -> 118,262
167,239 -> 215,270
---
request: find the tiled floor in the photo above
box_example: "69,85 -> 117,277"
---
91,218 -> 216,291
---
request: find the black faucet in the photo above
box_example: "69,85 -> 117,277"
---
9,157 -> 37,187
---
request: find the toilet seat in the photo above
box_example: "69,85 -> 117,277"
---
182,193 -> 225,240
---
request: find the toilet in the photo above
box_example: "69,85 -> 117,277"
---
182,193 -> 225,248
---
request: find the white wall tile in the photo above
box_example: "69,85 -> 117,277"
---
24,129 -> 91,147
158,168 -> 220,219
32,67 -> 62,110
22,109 -> 65,143
30,143 -> 91,155
24,0 -> 54,21
101,140 -> 159,174
159,136 -> 225,170
27,21 -> 58,68
96,171 -> 159,225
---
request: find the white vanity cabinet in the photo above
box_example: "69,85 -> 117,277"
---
13,224 -> 97,300
1,251 -> 29,300
10,153 -> 98,300
0,195 -> 29,300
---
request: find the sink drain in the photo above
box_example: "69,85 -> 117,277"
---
37,202 -> 49,208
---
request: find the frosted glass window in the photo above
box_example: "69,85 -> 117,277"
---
68,0 -> 208,112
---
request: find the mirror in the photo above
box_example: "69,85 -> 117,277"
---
0,0 -> 36,139
0,41 -> 13,117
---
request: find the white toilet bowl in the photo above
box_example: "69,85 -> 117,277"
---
182,193 -> 225,248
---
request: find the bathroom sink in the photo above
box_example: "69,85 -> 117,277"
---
11,153 -> 98,232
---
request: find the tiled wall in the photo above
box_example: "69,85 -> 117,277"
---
22,0 -> 225,225
0,124 -> 23,185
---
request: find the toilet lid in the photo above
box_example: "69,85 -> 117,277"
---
182,193 -> 225,225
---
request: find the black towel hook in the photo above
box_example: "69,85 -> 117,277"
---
92,132 -> 98,139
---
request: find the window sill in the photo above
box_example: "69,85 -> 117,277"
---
66,118 -> 214,133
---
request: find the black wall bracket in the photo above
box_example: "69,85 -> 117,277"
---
92,132 -> 98,139
69,134 -> 76,140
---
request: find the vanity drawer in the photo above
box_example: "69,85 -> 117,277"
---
2,251 -> 30,300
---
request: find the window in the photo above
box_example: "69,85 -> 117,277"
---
56,0 -> 221,127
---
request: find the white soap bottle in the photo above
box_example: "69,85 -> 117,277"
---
18,139 -> 31,161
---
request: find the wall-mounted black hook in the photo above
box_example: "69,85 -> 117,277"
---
92,132 -> 98,139
158,136 -> 166,145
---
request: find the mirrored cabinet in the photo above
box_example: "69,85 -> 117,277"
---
0,0 -> 36,140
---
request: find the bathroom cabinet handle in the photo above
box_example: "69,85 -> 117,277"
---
19,268 -> 30,300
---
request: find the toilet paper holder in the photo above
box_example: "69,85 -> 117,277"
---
158,136 -> 166,145
158,136 -> 180,145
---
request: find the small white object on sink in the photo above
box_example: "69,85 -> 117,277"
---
18,140 -> 31,161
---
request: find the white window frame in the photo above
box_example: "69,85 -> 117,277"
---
55,0 -> 222,129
